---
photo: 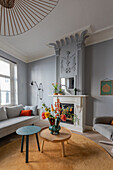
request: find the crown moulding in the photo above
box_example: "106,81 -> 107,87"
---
1,25 -> 113,63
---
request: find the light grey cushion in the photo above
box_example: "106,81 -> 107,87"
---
93,116 -> 113,125
24,106 -> 37,115
0,107 -> 7,121
6,104 -> 24,118
94,124 -> 113,141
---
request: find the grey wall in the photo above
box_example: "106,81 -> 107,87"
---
3,37 -> 112,126
85,39 -> 113,126
27,39 -> 113,126
27,56 -> 56,108
0,50 -> 27,105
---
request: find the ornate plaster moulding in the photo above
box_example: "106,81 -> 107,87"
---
48,30 -> 89,56
47,25 -> 92,49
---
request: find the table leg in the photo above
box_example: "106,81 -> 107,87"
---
41,140 -> 44,153
35,133 -> 40,151
21,135 -> 24,152
61,142 -> 65,157
26,135 -> 29,163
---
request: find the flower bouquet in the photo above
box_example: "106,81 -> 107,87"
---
41,100 -> 69,135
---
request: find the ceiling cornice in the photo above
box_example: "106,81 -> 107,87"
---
1,25 -> 113,63
26,53 -> 55,63
86,25 -> 113,46
0,38 -> 27,62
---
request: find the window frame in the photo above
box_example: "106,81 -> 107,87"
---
0,57 -> 18,106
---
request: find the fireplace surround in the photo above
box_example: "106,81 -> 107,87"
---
50,95 -> 87,133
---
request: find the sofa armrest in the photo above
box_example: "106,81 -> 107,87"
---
93,116 -> 113,125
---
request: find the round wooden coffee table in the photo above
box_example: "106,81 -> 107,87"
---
39,127 -> 72,157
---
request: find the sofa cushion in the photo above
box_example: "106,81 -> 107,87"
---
94,124 -> 113,141
20,110 -> 32,116
93,116 -> 113,125
6,105 -> 24,118
0,107 -> 7,121
24,106 -> 37,115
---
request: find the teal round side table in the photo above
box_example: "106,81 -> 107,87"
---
16,125 -> 41,163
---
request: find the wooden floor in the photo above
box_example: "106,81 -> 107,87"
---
0,120 -> 113,157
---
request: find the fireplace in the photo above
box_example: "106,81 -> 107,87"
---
51,95 -> 87,132
60,103 -> 74,124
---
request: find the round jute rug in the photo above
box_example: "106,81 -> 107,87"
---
0,133 -> 113,170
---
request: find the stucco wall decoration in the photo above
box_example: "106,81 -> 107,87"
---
60,50 -> 77,77
49,30 -> 89,94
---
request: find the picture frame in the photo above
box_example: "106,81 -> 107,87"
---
100,80 -> 113,95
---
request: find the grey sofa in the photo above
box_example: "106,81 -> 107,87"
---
0,105 -> 40,138
93,116 -> 113,141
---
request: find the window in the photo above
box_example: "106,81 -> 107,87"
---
0,57 -> 18,106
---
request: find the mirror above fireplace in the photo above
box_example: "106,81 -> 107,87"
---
60,76 -> 77,94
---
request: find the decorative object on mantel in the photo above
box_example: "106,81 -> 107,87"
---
58,87 -> 63,95
52,83 -> 58,95
0,0 -> 59,36
61,84 -> 72,95
41,99 -> 73,135
49,30 -> 89,95
74,88 -> 78,95
100,80 -> 113,95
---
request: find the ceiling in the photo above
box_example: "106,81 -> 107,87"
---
0,0 -> 113,63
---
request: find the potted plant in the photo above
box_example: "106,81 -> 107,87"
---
52,83 -> 58,95
58,87 -> 63,95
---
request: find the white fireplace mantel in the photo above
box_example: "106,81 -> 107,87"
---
49,95 -> 87,97
49,95 -> 88,133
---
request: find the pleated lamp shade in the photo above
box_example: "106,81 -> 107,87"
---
0,0 -> 59,36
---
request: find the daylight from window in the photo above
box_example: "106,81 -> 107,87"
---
0,58 -> 18,105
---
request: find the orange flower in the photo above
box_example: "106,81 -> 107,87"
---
70,108 -> 72,112
55,114 -> 60,119
51,104 -> 54,112
45,112 -> 50,118
61,114 -> 66,121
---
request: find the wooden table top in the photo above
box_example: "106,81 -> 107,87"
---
39,127 -> 72,143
